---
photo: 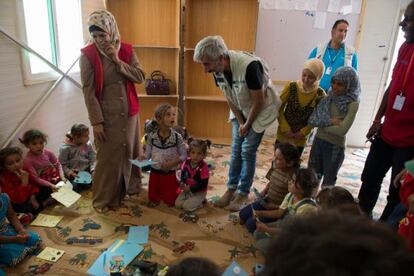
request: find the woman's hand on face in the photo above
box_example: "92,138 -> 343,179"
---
103,43 -> 120,63
93,124 -> 106,143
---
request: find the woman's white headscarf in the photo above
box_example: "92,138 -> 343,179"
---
88,10 -> 121,53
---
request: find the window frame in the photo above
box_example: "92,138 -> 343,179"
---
16,0 -> 83,85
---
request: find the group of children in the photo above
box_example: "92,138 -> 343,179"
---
142,103 -> 212,211
0,103 -> 214,268
0,124 -> 95,267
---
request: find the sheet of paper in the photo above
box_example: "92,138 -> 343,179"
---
341,4 -> 352,15
127,226 -> 149,244
87,240 -> 143,276
275,0 -> 295,10
313,11 -> 327,29
31,213 -> 64,227
295,0 -> 319,11
129,159 -> 157,168
223,261 -> 248,276
55,180 -> 73,190
260,0 -> 277,10
328,0 -> 341,13
51,187 -> 81,207
73,171 -> 92,184
37,247 -> 65,262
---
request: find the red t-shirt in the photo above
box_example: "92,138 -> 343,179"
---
0,170 -> 39,204
382,42 -> 414,147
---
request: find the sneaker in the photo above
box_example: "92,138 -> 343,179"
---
214,189 -> 236,208
226,193 -> 248,212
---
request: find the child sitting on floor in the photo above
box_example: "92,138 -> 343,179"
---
0,147 -> 39,224
21,129 -> 64,208
0,186 -> 42,267
59,123 -> 96,189
175,138 -> 211,212
316,186 -> 361,216
254,167 -> 319,254
239,143 -> 300,233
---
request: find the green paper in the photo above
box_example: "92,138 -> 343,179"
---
405,160 -> 414,175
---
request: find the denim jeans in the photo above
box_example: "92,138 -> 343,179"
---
227,119 -> 264,195
308,137 -> 345,187
239,200 -> 278,233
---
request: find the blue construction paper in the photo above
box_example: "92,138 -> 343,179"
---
73,171 -> 92,184
129,159 -> 157,168
87,240 -> 143,275
127,226 -> 149,244
223,261 -> 248,276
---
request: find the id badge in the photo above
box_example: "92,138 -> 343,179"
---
326,66 -> 332,75
392,94 -> 405,111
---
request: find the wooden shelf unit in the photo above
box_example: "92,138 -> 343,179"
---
107,0 -> 180,135
108,0 -> 259,145
183,0 -> 259,144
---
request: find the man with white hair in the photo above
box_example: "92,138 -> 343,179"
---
193,35 -> 281,211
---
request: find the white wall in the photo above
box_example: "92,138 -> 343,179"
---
0,0 -> 105,153
265,0 -> 411,147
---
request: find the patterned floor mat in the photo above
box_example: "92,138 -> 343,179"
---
4,137 -> 388,275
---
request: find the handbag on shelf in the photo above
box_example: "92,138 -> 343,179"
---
145,70 -> 171,95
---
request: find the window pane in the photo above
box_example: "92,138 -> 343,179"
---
22,0 -> 53,74
54,0 -> 83,72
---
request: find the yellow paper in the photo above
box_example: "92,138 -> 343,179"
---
51,187 -> 81,207
30,213 -> 63,227
37,247 -> 65,262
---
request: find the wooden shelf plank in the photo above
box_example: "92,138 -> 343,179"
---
138,94 -> 178,98
185,96 -> 227,102
134,45 -> 179,49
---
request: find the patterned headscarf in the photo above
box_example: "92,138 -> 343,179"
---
309,66 -> 361,127
88,10 -> 121,52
